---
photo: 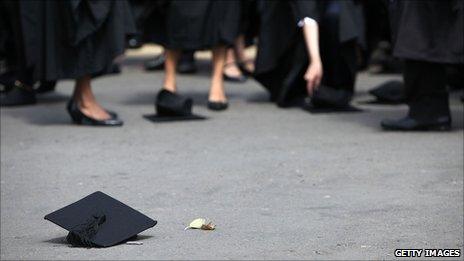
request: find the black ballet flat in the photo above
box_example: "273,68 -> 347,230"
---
207,101 -> 228,111
107,110 -> 118,118
237,60 -> 254,76
223,63 -> 247,83
66,100 -> 123,126
223,72 -> 247,83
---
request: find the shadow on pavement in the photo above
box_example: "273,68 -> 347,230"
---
36,93 -> 69,104
122,90 -> 242,107
42,235 -> 154,247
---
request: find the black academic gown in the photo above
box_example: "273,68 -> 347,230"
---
19,0 -> 135,82
0,0 -> 33,85
239,0 -> 259,46
390,0 -> 464,65
254,0 -> 364,107
388,0 -> 463,120
143,0 -> 240,51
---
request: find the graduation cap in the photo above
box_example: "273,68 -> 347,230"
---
44,191 -> 157,248
304,85 -> 362,113
368,80 -> 406,104
144,89 -> 206,122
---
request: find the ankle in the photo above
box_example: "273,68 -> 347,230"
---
163,85 -> 177,93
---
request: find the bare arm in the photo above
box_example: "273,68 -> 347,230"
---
299,17 -> 323,95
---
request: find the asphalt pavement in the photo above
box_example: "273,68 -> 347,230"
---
1,56 -> 463,260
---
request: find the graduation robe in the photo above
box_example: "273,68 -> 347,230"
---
253,0 -> 364,107
0,0 -> 33,84
390,0 -> 464,65
19,0 -> 135,81
142,0 -> 241,51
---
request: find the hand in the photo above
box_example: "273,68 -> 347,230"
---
304,60 -> 323,96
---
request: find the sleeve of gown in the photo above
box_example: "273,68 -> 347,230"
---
289,0 -> 319,26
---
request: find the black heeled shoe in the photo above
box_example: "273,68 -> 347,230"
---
66,100 -> 123,126
207,100 -> 228,111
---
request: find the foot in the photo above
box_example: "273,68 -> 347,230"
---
381,116 -> 451,131
0,81 -> 36,106
67,100 -> 123,126
208,85 -> 228,111
207,101 -> 228,111
238,59 -> 255,75
223,63 -> 246,83
75,98 -> 112,121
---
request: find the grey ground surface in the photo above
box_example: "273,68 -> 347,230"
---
1,58 -> 463,260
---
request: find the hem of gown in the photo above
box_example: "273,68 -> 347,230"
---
153,39 -> 234,51
40,63 -> 120,82
394,51 -> 464,65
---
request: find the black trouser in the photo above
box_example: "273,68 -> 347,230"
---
319,7 -> 358,97
404,59 -> 450,121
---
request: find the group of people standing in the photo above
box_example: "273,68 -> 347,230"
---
1,0 -> 462,130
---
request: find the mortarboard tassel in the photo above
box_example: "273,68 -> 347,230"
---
66,214 -> 106,248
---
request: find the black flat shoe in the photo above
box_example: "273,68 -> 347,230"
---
66,100 -> 123,126
223,63 -> 247,83
237,60 -> 254,76
223,73 -> 247,83
207,101 -> 228,111
0,81 -> 36,106
381,116 -> 451,131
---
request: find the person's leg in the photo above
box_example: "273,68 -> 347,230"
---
163,49 -> 180,92
234,34 -> 254,73
223,47 -> 244,80
209,45 -> 227,103
405,59 -> 449,122
313,9 -> 356,108
72,76 -> 110,120
381,59 -> 450,130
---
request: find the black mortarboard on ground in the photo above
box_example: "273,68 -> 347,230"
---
304,85 -> 362,113
143,89 -> 206,122
367,80 -> 406,104
44,191 -> 157,248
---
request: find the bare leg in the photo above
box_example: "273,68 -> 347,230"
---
73,76 -> 110,120
163,49 -> 181,92
224,48 -> 243,78
209,46 -> 227,102
234,35 -> 254,73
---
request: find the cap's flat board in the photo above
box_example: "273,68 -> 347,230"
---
303,105 -> 364,113
44,191 -> 157,247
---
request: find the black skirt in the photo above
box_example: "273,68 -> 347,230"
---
143,0 -> 241,51
20,0 -> 135,81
